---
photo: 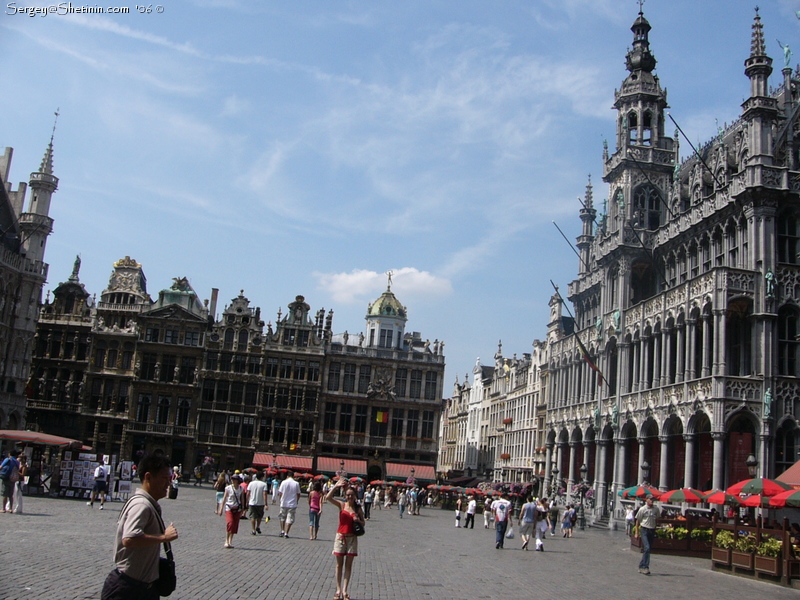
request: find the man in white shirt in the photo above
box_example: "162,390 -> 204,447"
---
89,457 -> 110,510
277,474 -> 301,538
246,471 -> 269,535
490,493 -> 513,549
465,495 -> 477,529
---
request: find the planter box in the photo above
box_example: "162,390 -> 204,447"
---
690,540 -> 713,553
731,550 -> 754,570
711,547 -> 731,565
754,555 -> 782,576
654,538 -> 689,552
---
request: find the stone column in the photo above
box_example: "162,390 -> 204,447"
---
675,325 -> 685,384
638,437 -> 648,483
662,327 -> 672,386
659,435 -> 669,490
545,443 -> 554,492
713,308 -> 726,376
702,315 -> 712,378
683,433 -> 695,489
686,319 -> 696,380
632,340 -> 640,392
712,432 -> 726,491
652,332 -> 662,387
567,441 -> 577,495
596,439 -> 609,513
640,336 -> 650,390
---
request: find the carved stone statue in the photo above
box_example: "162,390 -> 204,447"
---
612,404 -> 619,426
343,330 -> 349,345
763,387 -> 773,418
778,39 -> 792,69
765,269 -> 775,298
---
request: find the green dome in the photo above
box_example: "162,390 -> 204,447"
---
368,289 -> 406,319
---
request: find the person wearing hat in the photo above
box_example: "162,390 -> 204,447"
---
220,474 -> 245,548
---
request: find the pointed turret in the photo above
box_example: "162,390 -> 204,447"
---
741,8 -> 777,164
577,175 -> 596,275
20,111 -> 59,263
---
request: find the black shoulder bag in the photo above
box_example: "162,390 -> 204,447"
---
142,496 -> 177,597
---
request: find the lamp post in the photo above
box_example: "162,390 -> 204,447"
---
641,460 -> 650,485
577,463 -> 589,531
746,454 -> 759,478
550,464 -> 560,498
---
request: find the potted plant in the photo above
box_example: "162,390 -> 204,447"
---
712,529 -> 735,565
731,534 -> 757,570
654,525 -> 689,551
754,536 -> 783,576
690,527 -> 714,552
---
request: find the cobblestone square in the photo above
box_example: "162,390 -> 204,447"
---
1,485 -> 798,600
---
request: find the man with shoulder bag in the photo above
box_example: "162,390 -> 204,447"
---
101,454 -> 179,600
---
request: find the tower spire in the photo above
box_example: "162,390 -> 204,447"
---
750,7 -> 766,58
39,108 -> 59,175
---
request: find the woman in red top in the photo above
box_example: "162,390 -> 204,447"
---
325,478 -> 365,600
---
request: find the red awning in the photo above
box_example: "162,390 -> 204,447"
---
385,462 -> 436,481
0,430 -> 83,448
251,453 -> 313,471
777,459 -> 800,487
316,457 -> 367,476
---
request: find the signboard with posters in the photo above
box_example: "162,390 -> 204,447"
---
57,453 -> 116,500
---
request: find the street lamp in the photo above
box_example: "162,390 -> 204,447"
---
641,460 -> 650,485
577,463 -> 589,531
746,454 -> 759,478
550,464 -> 560,498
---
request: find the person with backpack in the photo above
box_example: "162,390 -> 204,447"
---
88,457 -> 110,509
0,449 -> 21,513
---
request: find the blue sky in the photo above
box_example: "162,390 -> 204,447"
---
1,0 -> 799,391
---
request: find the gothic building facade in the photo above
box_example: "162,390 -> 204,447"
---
0,142 -> 56,430
28,263 -> 444,478
440,9 -> 800,512
545,8 -> 800,514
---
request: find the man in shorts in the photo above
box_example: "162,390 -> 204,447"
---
277,472 -> 301,538
246,471 -> 269,535
89,456 -> 109,509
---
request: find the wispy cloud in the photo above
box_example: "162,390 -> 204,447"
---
314,267 -> 452,304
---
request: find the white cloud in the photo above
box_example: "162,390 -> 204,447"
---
314,267 -> 452,304
221,94 -> 250,117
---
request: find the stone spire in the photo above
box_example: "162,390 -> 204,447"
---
625,8 -> 656,74
749,7 -> 766,58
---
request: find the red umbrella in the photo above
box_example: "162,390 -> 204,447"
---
659,488 -> 705,503
727,478 -> 792,497
702,490 -> 741,505
768,488 -> 800,508
313,474 -> 329,481
741,494 -> 770,508
349,476 -> 363,483
620,485 -> 661,499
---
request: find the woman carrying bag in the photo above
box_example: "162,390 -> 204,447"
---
220,474 -> 244,548
325,478 -> 365,600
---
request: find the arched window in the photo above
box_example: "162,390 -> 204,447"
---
627,112 -> 638,144
223,328 -> 235,350
642,111 -> 653,145
726,299 -> 752,376
778,211 -> 800,264
136,394 -> 151,423
175,398 -> 191,427
156,396 -> 171,425
776,420 -> 798,475
778,306 -> 800,376
633,184 -> 662,230
237,329 -> 248,351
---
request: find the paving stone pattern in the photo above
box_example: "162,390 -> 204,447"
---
1,486 -> 797,600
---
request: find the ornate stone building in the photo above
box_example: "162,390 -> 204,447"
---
541,8 -> 800,516
0,142 -> 56,430
28,264 -> 444,477
319,281 -> 444,482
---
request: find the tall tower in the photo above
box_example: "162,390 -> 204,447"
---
742,7 -> 777,167
20,118 -> 57,263
600,7 -> 675,309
